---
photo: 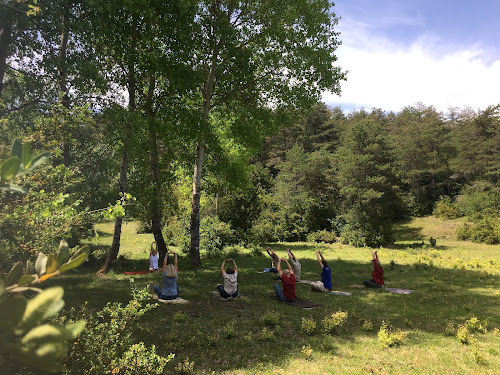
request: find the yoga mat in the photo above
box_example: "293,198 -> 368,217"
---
330,291 -> 352,296
151,294 -> 189,304
270,295 -> 323,309
385,288 -> 414,294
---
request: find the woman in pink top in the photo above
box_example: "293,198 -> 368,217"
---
363,250 -> 384,288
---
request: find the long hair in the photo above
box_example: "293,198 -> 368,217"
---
165,264 -> 176,278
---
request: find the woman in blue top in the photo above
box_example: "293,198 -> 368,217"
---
316,250 -> 332,291
153,251 -> 179,300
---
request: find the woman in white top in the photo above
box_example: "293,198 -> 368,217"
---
217,258 -> 238,298
149,241 -> 159,271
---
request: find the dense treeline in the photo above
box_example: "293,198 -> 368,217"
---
1,1 -> 499,274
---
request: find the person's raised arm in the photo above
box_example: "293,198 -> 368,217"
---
231,259 -> 238,273
168,251 -> 178,272
316,251 -> 324,269
281,258 -> 293,275
221,259 -> 227,275
161,254 -> 168,272
287,248 -> 295,260
371,250 -> 377,261
276,258 -> 283,277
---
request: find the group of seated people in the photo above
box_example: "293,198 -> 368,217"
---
149,242 -> 384,302
270,247 -> 385,303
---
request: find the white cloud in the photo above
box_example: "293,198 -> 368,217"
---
323,26 -> 500,113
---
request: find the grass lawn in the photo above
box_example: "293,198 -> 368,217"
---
46,217 -> 500,374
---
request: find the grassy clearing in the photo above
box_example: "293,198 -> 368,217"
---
47,217 -> 500,374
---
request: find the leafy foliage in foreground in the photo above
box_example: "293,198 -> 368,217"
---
0,240 -> 89,372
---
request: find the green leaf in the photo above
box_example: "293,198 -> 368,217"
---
1,156 -> 21,182
22,142 -> 32,168
11,138 -> 22,159
5,261 -> 24,287
21,324 -> 73,346
56,240 -> 70,265
45,254 -> 58,274
0,278 -> 4,296
26,260 -> 35,275
65,320 -> 86,337
59,245 -> 90,273
35,253 -> 47,277
0,183 -> 26,193
18,274 -> 37,286
0,294 -> 27,331
23,152 -> 50,174
19,287 -> 64,332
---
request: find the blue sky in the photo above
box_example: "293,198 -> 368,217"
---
323,0 -> 500,113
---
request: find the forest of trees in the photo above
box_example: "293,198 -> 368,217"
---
1,0 -> 499,275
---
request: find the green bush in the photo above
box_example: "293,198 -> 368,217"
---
200,215 -> 236,258
444,321 -> 456,336
377,321 -> 406,348
362,319 -> 374,332
466,316 -> 487,334
261,310 -> 281,326
301,318 -> 317,335
259,327 -> 275,341
457,325 -> 470,345
112,343 -> 173,375
456,217 -> 500,244
58,279 -> 169,374
223,322 -> 236,339
307,230 -> 337,243
433,196 -> 461,219
322,311 -> 348,334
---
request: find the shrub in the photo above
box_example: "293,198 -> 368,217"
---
444,321 -> 456,336
111,343 -> 173,375
59,279 -> 168,374
466,316 -> 487,334
301,318 -> 317,335
173,312 -> 188,322
200,215 -> 236,258
433,196 -> 461,219
175,357 -> 195,375
301,344 -> 313,360
322,311 -> 348,334
457,325 -> 470,344
259,327 -> 275,341
377,321 -> 406,348
223,322 -> 236,339
362,319 -> 374,332
261,310 -> 281,326
456,216 -> 500,245
307,230 -> 337,243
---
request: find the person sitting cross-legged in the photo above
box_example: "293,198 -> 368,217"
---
217,258 -> 239,298
363,250 -> 384,288
153,251 -> 179,300
311,250 -> 332,292
274,258 -> 296,303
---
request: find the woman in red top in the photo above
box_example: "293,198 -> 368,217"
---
363,250 -> 384,288
274,258 -> 296,302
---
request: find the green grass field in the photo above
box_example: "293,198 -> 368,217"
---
47,217 -> 500,374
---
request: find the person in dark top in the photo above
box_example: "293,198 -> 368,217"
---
363,250 -> 384,288
274,258 -> 296,302
315,250 -> 332,291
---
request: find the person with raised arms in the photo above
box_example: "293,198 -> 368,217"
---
274,257 -> 296,302
217,258 -> 239,298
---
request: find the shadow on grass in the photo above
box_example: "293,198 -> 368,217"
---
46,248 -> 500,374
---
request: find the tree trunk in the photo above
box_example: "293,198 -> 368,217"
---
98,148 -> 128,273
58,1 -> 71,167
98,18 -> 137,274
190,142 -> 204,267
0,25 -> 12,100
146,75 -> 168,265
